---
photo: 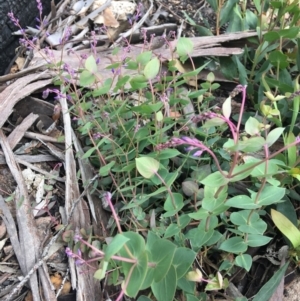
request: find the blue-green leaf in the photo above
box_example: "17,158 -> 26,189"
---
219,237 -> 248,254
201,171 -> 229,187
235,254 -> 252,271
151,265 -> 177,301
226,195 -> 260,209
104,234 -> 130,261
172,248 -> 196,279
246,234 -> 272,247
256,186 -> 285,206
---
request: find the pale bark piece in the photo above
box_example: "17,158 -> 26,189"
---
59,96 -> 102,301
29,31 -> 262,90
3,126 -> 64,144
15,157 -> 65,182
7,113 -> 39,150
72,129 -> 109,226
0,72 -> 52,127
153,31 -> 263,58
0,130 -> 41,301
0,154 -> 58,164
102,7 -> 119,27
0,61 -> 46,83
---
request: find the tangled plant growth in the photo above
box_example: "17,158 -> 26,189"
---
7,0 -> 300,300
60,45 -> 300,300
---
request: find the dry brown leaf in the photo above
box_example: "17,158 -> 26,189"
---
169,110 -> 181,119
103,7 -> 119,27
10,57 -> 26,74
15,57 -> 26,70
106,20 -> 130,41
93,0 -> 136,24
61,281 -> 71,295
10,65 -> 19,74
50,272 -> 62,290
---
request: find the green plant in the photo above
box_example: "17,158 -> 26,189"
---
9,0 -> 300,299
56,32 -> 300,300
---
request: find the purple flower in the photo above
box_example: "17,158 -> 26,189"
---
160,93 -> 169,104
66,94 -> 73,102
93,132 -> 102,139
59,26 -> 72,44
75,259 -> 84,266
63,63 -> 75,77
193,150 -> 204,157
65,247 -> 74,258
42,89 -> 50,99
8,12 -> 20,27
36,0 -> 43,15
111,68 -> 121,75
74,232 -> 82,243
75,250 -> 85,266
134,124 -> 141,133
42,88 -> 66,100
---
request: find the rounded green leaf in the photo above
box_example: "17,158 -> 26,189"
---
226,195 -> 260,209
245,117 -> 260,136
144,57 -> 160,80
235,254 -> 252,271
186,228 -> 214,249
136,51 -> 152,65
79,70 -> 96,86
136,157 -> 159,178
85,55 -> 97,73
173,248 -> 196,279
176,37 -> 194,57
151,265 -> 177,301
266,127 -> 284,147
164,224 -> 180,238
230,210 -> 267,235
200,171 -> 229,187
256,186 -> 285,206
182,181 -> 199,197
104,234 -> 130,261
246,234 -> 272,247
119,232 -> 148,297
164,193 -> 184,212
219,237 -> 248,254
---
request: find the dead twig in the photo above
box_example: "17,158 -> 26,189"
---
2,174 -> 98,301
